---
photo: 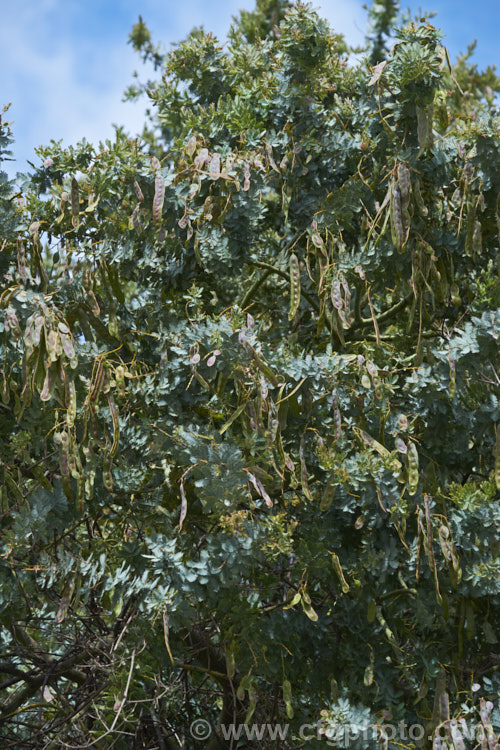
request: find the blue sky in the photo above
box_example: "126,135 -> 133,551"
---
1,0 -> 498,175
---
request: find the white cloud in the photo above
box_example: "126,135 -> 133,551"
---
0,0 -> 367,176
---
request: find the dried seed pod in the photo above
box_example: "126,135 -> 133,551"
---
71,178 -> 79,228
130,203 -> 142,233
108,392 -> 120,457
58,322 -> 75,361
424,494 -> 442,604
299,436 -> 313,502
17,239 -> 27,282
331,279 -> 343,311
390,182 -> 406,252
448,355 -> 456,399
185,135 -> 197,157
133,179 -> 144,202
320,480 -> 336,511
243,163 -> 250,191
397,162 -> 411,208
40,365 -> 56,402
209,152 -> 221,180
194,148 -> 209,168
330,552 -> 350,593
364,664 -> 374,686
289,253 -> 301,320
152,167 -> 165,223
55,580 -> 75,624
90,360 -> 105,402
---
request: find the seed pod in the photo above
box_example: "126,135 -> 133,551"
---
108,392 -> 120,457
367,599 -> 376,622
71,178 -> 79,228
5,306 -> 21,338
243,163 -> 250,191
300,596 -> 318,622
390,182 -> 406,252
40,365 -> 56,401
58,322 -> 75,361
311,232 -> 324,249
90,360 -> 105,402
17,239 -> 27,282
341,277 -> 351,312
438,524 -> 451,562
130,203 -> 142,233
299,437 -> 313,502
289,253 -> 301,320
465,199 -> 476,256
115,365 -> 126,398
424,494 -> 442,604
283,679 -> 294,719
152,168 -> 165,223
472,220 -> 482,254
320,480 -> 336,511
413,178 -> 428,217
416,104 -> 433,151
46,328 -> 60,363
448,355 -> 456,399
133,179 -> 144,202
185,135 -> 197,157
397,162 -> 411,208
331,279 -> 343,311
330,552 -> 350,593
407,440 -> 419,496
364,664 -> 374,686
395,437 -> 407,454
106,265 -> 125,304
194,148 -> 209,168
333,405 -> 342,441
209,152 -> 221,180
55,579 -> 75,623
179,480 -> 188,530
66,379 -> 77,428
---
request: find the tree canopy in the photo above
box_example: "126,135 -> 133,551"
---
1,1 -> 499,747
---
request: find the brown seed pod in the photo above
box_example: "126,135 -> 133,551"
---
153,169 -> 165,223
133,179 -> 144,202
90,360 -> 105,402
130,203 -> 142,233
71,178 -> 79,229
108,392 -> 120,457
397,162 -> 411,208
209,152 -> 221,180
243,163 -> 250,192
390,182 -> 406,252
448,355 -> 456,399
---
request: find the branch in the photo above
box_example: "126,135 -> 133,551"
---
348,291 -> 413,335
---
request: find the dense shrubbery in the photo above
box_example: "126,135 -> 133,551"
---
1,1 -> 499,747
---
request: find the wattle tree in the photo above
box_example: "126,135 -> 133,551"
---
1,1 -> 499,747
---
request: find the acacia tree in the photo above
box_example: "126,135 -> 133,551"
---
1,1 -> 499,748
